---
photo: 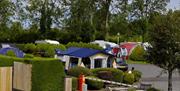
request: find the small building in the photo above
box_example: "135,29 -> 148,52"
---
55,47 -> 114,70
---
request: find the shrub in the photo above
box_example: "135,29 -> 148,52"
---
72,77 -> 78,91
16,43 -> 66,57
36,44 -> 66,57
91,68 -> 124,82
128,88 -> 136,91
86,76 -> 104,90
67,66 -> 92,77
0,55 -> 25,67
6,50 -> 16,57
130,45 -> 146,61
97,71 -> 113,80
24,54 -> 34,58
147,87 -> 160,91
0,55 -> 65,90
123,72 -> 135,84
132,70 -> 142,82
31,60 -> 65,91
24,43 -> 37,53
66,42 -> 103,50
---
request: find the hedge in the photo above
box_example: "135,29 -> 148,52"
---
31,60 -> 65,91
67,66 -> 92,77
0,55 -> 65,91
0,55 -> 24,67
72,77 -> 78,91
16,43 -> 66,57
130,45 -> 147,61
66,42 -> 103,50
91,68 -> 124,82
132,70 -> 142,82
123,72 -> 135,84
86,76 -> 104,90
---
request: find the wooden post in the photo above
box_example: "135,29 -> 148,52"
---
64,77 -> 72,91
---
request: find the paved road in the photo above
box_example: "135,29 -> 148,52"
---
129,64 -> 180,91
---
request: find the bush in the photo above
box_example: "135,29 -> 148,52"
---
86,76 -> 104,90
31,60 -> 65,91
24,43 -> 37,53
123,73 -> 135,84
24,54 -> 34,58
91,68 -> 124,82
16,43 -> 66,57
0,55 -> 65,90
6,50 -> 16,57
128,88 -> 136,91
147,87 -> 160,91
66,42 -> 103,50
130,45 -> 146,61
67,66 -> 92,77
132,70 -> 142,82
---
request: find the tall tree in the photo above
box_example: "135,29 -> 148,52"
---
65,0 -> 97,42
131,0 -> 170,43
0,0 -> 14,27
14,0 -> 65,34
147,11 -> 180,91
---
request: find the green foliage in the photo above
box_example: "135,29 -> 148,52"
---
147,12 -> 180,91
123,73 -> 135,84
31,60 -> 65,91
67,66 -> 92,77
91,68 -> 124,82
0,54 -> 27,67
6,50 -> 16,57
128,88 -> 136,91
72,77 -> 78,91
16,43 -> 66,57
86,76 -> 104,90
24,43 -> 37,53
147,87 -> 160,91
66,42 -> 103,50
24,54 -> 34,58
130,45 -> 146,61
132,70 -> 142,82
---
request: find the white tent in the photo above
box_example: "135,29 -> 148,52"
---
35,39 -> 60,45
90,40 -> 118,49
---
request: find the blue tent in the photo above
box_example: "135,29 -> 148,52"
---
56,47 -> 111,58
0,47 -> 24,58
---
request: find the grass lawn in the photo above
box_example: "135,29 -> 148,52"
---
127,60 -> 149,64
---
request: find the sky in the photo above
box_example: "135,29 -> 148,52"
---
167,0 -> 180,10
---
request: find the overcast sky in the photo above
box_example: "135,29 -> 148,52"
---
167,0 -> 180,10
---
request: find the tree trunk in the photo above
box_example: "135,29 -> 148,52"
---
168,70 -> 173,91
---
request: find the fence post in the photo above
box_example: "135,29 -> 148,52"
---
64,77 -> 72,91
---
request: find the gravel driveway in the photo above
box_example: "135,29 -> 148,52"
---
129,64 -> 180,91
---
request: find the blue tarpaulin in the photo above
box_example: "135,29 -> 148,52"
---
56,47 -> 111,58
0,47 -> 24,58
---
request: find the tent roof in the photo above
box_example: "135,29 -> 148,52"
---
56,47 -> 111,58
0,47 -> 24,58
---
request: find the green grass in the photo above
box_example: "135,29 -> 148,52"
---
127,60 -> 149,64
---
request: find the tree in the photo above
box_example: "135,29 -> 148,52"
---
65,0 -> 97,42
131,0 -> 170,43
0,0 -> 14,25
14,0 -> 65,34
147,11 -> 180,91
